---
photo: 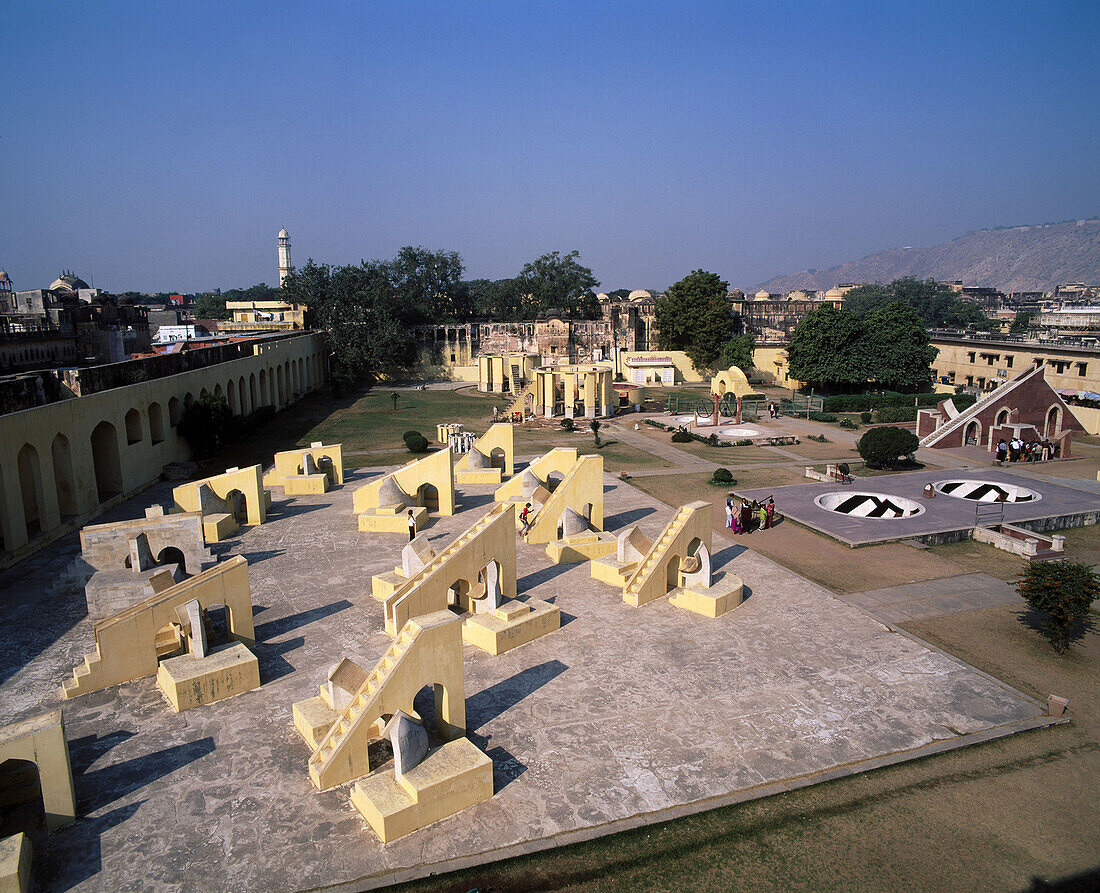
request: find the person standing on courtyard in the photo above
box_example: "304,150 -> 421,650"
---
758,503 -> 768,531
407,509 -> 416,541
996,438 -> 1008,463
740,499 -> 753,534
725,498 -> 734,530
766,498 -> 775,529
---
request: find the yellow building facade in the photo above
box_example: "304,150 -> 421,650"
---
0,333 -> 326,565
930,334 -> 1098,395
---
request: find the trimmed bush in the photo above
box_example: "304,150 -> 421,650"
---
860,411 -> 873,423
875,405 -> 917,423
807,411 -> 839,422
857,426 -> 919,468
403,430 -> 430,453
838,417 -> 858,429
671,430 -> 693,443
560,418 -> 575,431
712,467 -> 734,484
807,433 -> 829,443
736,438 -> 754,446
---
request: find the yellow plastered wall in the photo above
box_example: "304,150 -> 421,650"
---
62,555 -> 254,698
477,353 -> 540,394
711,366 -> 758,398
384,503 -> 516,636
173,465 -> 268,526
524,454 -> 604,544
494,448 -> 579,504
751,346 -> 800,388
353,448 -> 456,516
0,333 -> 326,563
266,443 -> 345,487
623,501 -> 713,607
308,610 -> 466,790
615,350 -> 705,384
0,711 -> 76,829
455,423 -> 514,477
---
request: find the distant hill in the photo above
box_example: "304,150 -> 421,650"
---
751,219 -> 1100,295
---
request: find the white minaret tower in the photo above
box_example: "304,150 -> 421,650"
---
277,228 -> 292,285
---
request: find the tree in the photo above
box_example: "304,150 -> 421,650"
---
589,419 -> 601,448
178,393 -> 233,458
193,293 -> 230,320
861,302 -> 937,390
787,306 -> 868,389
281,258 -> 418,381
1010,311 -> 1033,334
844,278 -> 995,330
1016,561 -> 1099,653
386,246 -> 466,323
513,250 -> 600,320
856,426 -> 919,468
655,270 -> 734,372
718,333 -> 755,375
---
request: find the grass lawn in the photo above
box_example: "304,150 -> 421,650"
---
775,439 -> 861,460
632,425 -> 778,463
305,386 -> 499,453
583,440 -> 673,472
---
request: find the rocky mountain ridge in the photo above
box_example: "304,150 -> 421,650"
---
752,219 -> 1100,295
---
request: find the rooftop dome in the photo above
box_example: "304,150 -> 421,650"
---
0,269 -> 10,285
278,228 -> 289,239
627,289 -> 652,301
50,270 -> 89,293
754,289 -> 771,300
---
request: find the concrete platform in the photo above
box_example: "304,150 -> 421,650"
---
0,466 -> 1048,891
737,468 -> 1099,547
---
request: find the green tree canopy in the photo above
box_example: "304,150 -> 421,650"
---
856,426 -> 919,468
281,258 -> 418,380
655,270 -> 736,371
844,278 -> 994,330
193,293 -> 230,320
861,302 -> 937,390
1016,560 -> 1100,653
718,333 -> 756,375
787,305 -> 868,389
1009,311 -> 1033,334
386,246 -> 466,323
459,251 -> 600,321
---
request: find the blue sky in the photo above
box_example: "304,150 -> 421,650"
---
1,1 -> 1097,293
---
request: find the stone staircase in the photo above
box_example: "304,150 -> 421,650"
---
384,503 -> 511,635
308,625 -> 419,791
509,365 -> 522,396
506,381 -> 534,418
623,505 -> 694,607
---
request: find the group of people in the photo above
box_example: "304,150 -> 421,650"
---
996,437 -> 1058,464
725,496 -> 774,534
766,402 -> 781,419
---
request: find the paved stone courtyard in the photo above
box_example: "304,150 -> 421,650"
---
738,468 -> 1100,546
0,464 -> 1049,891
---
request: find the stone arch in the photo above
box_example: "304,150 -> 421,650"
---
259,370 -> 269,406
416,483 -> 440,512
664,554 -> 682,593
963,419 -> 981,446
51,433 -> 78,518
169,396 -> 181,427
148,402 -> 165,444
1045,405 -> 1061,437
214,383 -> 223,401
125,408 -> 143,445
200,387 -> 211,401
995,408 -> 1010,426
90,420 -> 123,501
250,373 -> 259,411
184,392 -> 195,409
238,377 -> 248,415
17,443 -> 45,539
0,758 -> 45,836
277,365 -> 286,407
223,489 -> 248,522
157,546 -> 186,575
